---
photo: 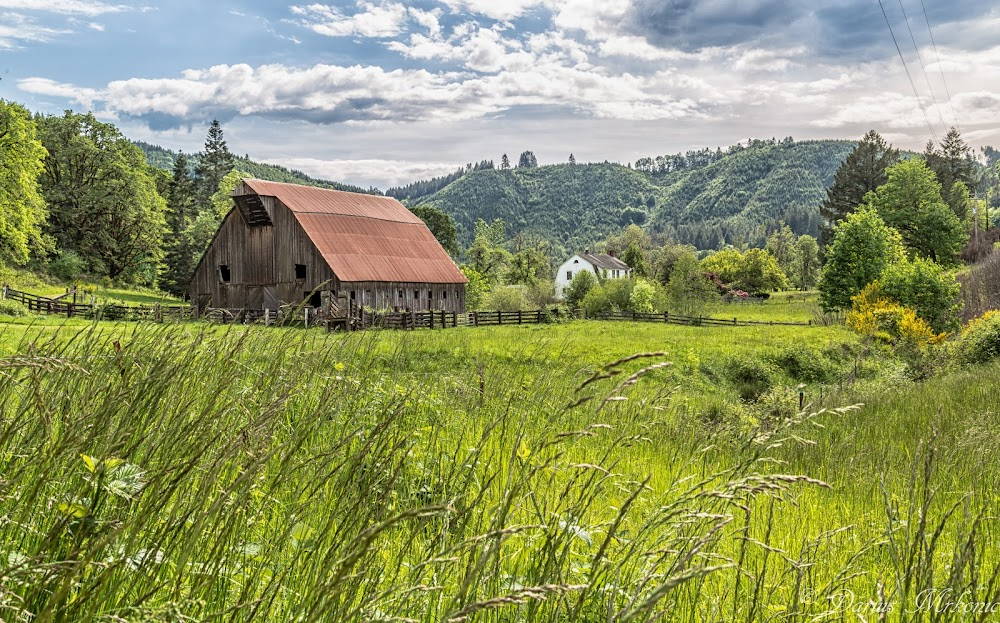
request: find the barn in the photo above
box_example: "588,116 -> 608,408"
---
189,179 -> 467,316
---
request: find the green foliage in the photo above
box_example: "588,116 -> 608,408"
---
864,159 -> 966,265
506,233 -> 552,287
924,127 -> 977,220
410,204 -> 459,256
792,235 -> 820,289
819,206 -> 906,311
721,356 -> 776,401
47,250 -> 87,281
701,248 -> 788,294
654,242 -> 697,285
460,266 -> 489,310
620,243 -> 649,277
563,269 -> 597,308
666,250 -> 717,316
517,151 -> 538,168
465,218 -> 512,286
819,130 -> 899,249
628,278 -> 657,314
876,257 -> 962,333
193,120 -> 235,207
36,111 -> 167,282
0,298 -> 28,317
957,310 -> 1000,364
581,277 -> 635,316
481,284 -> 530,311
0,100 -> 48,265
765,223 -> 797,276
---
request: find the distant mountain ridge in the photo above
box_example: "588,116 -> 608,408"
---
409,139 -> 855,255
134,141 -> 381,196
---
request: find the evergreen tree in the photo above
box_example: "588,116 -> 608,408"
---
517,151 -> 538,168
194,120 -> 235,206
925,127 -> 976,220
819,130 -> 899,249
500,154 -> 511,170
160,152 -> 199,295
568,153 -> 576,165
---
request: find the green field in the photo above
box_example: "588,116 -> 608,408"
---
1,315 -> 997,622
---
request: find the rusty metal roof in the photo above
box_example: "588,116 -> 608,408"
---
242,179 -> 467,284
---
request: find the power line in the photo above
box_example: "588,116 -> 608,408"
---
896,0 -> 948,133
918,0 -> 960,132
877,0 -> 938,143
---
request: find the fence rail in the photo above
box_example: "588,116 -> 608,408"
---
3,285 -> 812,330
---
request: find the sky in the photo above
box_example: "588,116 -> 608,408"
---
2,0 -> 999,190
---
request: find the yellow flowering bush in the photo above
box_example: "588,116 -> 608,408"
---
846,282 -> 945,349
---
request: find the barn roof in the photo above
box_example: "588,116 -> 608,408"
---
242,179 -> 467,285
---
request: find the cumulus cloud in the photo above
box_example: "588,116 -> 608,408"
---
438,0 -> 550,21
291,2 -> 409,38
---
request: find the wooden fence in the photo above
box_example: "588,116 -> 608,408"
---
2,286 -> 193,321
3,286 -> 812,330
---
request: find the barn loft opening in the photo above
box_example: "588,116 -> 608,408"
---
219,265 -> 231,283
295,264 -> 307,279
233,194 -> 272,226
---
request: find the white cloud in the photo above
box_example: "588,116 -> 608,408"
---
438,0 -> 550,21
291,2 -> 409,38
0,0 -> 130,17
0,11 -> 67,47
16,77 -> 100,107
272,157 -> 462,188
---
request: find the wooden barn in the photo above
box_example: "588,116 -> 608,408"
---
189,179 -> 467,316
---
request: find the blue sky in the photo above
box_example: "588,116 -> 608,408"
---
2,0 -> 999,189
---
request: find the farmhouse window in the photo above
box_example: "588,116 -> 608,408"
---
295,264 -> 307,279
219,265 -> 231,283
573,259 -> 579,264
566,271 -> 573,280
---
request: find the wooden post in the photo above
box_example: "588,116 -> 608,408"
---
430,310 -> 435,329
451,311 -> 457,327
304,308 -> 309,329
664,311 -> 669,323
440,309 -> 445,329
799,391 -> 804,410
498,311 -> 503,325
734,317 -> 737,325
473,311 -> 479,326
518,310 -> 522,324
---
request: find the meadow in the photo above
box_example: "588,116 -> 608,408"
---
1,313 -> 998,622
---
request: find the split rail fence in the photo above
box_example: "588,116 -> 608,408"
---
2,286 -> 193,321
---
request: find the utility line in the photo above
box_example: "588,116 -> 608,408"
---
918,0 -> 960,132
897,0 -> 948,132
877,0 -> 938,143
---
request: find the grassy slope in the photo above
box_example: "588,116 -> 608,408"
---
1,313 -> 995,621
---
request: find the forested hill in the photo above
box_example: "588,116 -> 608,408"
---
412,139 -> 855,254
134,141 -> 380,195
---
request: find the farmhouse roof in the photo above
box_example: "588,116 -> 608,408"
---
580,252 -> 630,271
241,179 -> 467,284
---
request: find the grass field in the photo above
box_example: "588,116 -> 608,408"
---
1,314 -> 997,622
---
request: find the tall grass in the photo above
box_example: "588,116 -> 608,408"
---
1,323 -> 997,621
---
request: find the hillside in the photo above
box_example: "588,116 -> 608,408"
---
413,139 -> 854,254
134,141 -> 380,195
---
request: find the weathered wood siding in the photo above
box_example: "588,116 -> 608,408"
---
190,183 -> 466,313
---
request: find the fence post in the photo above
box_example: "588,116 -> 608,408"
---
498,311 -> 503,325
734,317 -> 737,326
440,309 -> 445,329
664,311 -> 669,323
518,310 -> 522,324
451,311 -> 457,327
430,310 -> 435,329
1,285 -> 6,300
304,308 -> 309,329
473,311 -> 479,327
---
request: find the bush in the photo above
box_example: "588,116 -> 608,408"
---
563,270 -> 597,308
877,257 -> 961,333
48,250 -> 88,282
0,299 -> 28,317
957,310 -> 1000,364
721,357 -> 776,401
768,344 -> 836,383
628,278 -> 657,314
482,285 -> 530,311
581,279 -> 634,316
846,283 -> 943,350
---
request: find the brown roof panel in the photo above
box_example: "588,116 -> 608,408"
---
295,211 -> 467,284
243,178 -> 422,224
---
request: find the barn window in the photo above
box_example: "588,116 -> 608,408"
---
398,290 -> 403,299
443,290 -> 448,299
413,290 -> 419,299
350,291 -> 356,300
427,290 -> 432,300
295,264 -> 307,279
219,265 -> 231,283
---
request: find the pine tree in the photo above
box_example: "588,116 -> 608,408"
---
161,152 -> 199,296
500,154 -> 510,170
925,127 -> 976,220
194,119 -> 235,206
568,153 -> 576,165
517,151 -> 537,168
819,130 -> 899,249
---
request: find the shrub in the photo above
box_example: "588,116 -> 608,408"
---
47,250 -> 88,281
628,278 -> 657,314
481,285 -> 530,311
877,257 -> 961,333
957,310 -> 1000,364
768,344 -> 835,383
846,283 -> 943,350
562,269 -> 596,308
721,357 -> 776,401
581,279 -> 634,316
0,299 -> 28,317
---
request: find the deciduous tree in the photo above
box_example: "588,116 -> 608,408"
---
819,206 -> 905,311
410,204 -> 459,256
0,100 -> 48,265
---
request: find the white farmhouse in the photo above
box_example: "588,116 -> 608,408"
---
555,249 -> 632,299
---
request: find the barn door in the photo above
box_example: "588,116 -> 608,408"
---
247,287 -> 264,310
263,287 -> 278,310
